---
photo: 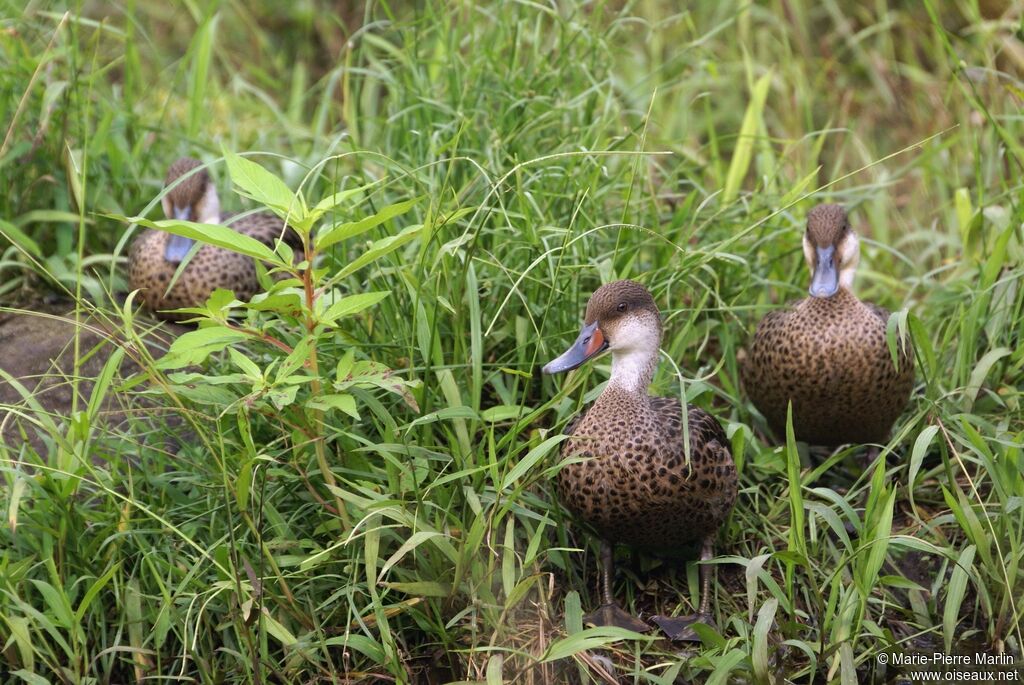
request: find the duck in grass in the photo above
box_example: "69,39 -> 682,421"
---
129,157 -> 299,321
741,204 -> 914,451
543,279 -> 737,641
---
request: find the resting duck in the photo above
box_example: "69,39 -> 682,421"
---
742,204 -> 914,447
128,157 -> 297,321
543,279 -> 737,641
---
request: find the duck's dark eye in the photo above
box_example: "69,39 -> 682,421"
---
616,302 -> 627,312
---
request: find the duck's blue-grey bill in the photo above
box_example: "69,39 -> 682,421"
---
542,320 -> 608,374
809,245 -> 839,298
164,234 -> 196,263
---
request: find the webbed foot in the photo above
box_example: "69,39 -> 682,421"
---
584,603 -> 651,633
652,612 -> 714,642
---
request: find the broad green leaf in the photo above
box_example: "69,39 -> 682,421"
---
306,178 -> 384,224
502,434 -> 566,490
306,393 -> 359,419
963,347 -> 1010,409
247,289 -> 305,316
885,309 -> 910,369
125,215 -> 280,264
74,563 -> 120,623
541,627 -> 653,662
5,617 -> 34,672
228,347 -> 263,379
480,405 -> 528,422
380,581 -> 451,597
335,348 -> 355,381
564,591 -> 583,635
156,325 -> 249,369
0,219 -> 42,257
406,406 -> 478,429
908,425 -> 939,505
261,608 -> 297,646
225,151 -> 304,222
943,545 -> 975,652
7,477 -> 25,534
723,70 -> 771,204
857,487 -> 896,594
29,580 -> 73,628
486,654 -> 504,685
330,223 -> 424,282
235,453 -> 253,512
706,648 -> 749,685
752,598 -> 778,685
322,634 -> 385,662
878,575 -> 927,591
954,187 -> 973,249
13,210 -> 88,228
779,166 -> 820,207
188,17 -> 215,137
320,291 -> 390,326
317,197 -> 422,251
785,403 -> 806,559
86,346 -> 124,424
379,531 -> 443,579
275,337 -> 312,382
10,669 -> 48,685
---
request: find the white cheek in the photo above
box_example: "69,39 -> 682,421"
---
803,235 -> 816,273
837,232 -> 860,290
608,317 -> 660,355
196,183 -> 221,224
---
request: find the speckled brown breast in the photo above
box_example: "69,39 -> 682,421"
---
557,391 -> 736,555
128,213 -> 296,321
742,289 -> 914,446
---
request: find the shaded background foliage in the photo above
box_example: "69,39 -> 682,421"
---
1,1 -> 1022,683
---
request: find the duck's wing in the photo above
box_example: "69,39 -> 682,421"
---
649,396 -> 736,516
648,395 -> 684,436
648,396 -> 728,446
685,404 -> 730,450
866,301 -> 891,324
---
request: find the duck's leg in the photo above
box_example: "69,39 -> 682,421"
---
653,537 -> 717,641
583,541 -> 650,633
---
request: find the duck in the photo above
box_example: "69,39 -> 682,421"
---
128,157 -> 299,321
543,279 -> 737,641
741,203 -> 914,448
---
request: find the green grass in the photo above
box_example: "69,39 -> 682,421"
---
1,1 -> 1022,682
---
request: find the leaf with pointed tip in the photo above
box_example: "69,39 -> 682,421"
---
156,326 -> 249,369
316,196 -> 422,251
0,219 -> 42,257
306,179 -> 385,225
333,223 -> 424,282
319,291 -> 390,327
306,393 -> 359,419
380,581 -> 451,597
126,216 -> 282,264
224,151 -> 305,225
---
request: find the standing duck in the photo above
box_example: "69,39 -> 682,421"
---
543,280 -> 737,641
742,204 -> 914,447
129,157 -> 298,321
